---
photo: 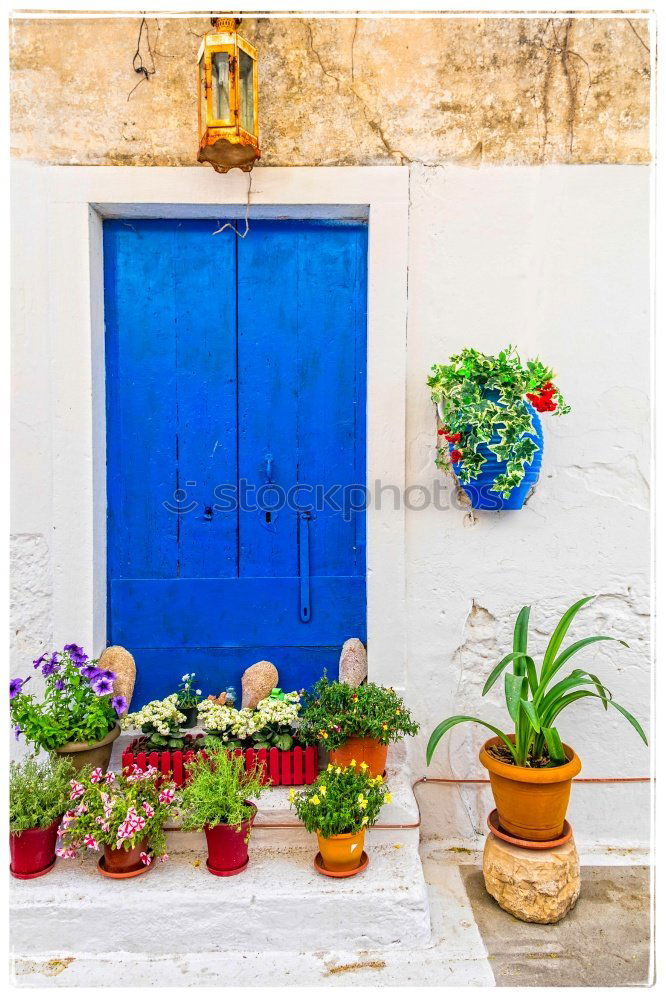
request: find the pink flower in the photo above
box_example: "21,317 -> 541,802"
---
75,802 -> 88,815
83,835 -> 99,851
157,853 -> 169,863
142,801 -> 155,818
90,768 -> 104,784
104,771 -> 115,785
95,816 -> 111,832
158,788 -> 174,805
56,846 -> 78,859
140,852 -> 152,867
69,781 -> 85,800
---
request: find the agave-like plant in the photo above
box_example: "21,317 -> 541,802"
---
426,596 -> 647,768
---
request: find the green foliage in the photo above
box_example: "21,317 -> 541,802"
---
299,677 -> 419,750
426,597 -> 648,769
58,764 -> 176,861
290,763 -> 390,837
10,648 -> 118,751
176,672 -> 202,710
179,742 -> 265,832
427,346 -> 570,498
10,754 -> 75,834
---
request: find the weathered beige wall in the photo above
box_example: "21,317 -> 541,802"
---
10,14 -> 651,166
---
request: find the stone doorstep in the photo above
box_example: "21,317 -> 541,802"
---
10,839 -> 432,955
112,732 -> 421,848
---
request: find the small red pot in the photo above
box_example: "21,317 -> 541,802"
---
10,816 -> 61,879
204,802 -> 257,876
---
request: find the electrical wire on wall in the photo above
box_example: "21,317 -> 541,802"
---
128,16 -> 156,101
212,170 -> 253,239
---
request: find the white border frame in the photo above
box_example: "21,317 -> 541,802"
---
12,163 -> 409,688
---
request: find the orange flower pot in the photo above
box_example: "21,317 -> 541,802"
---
316,829 -> 366,873
329,737 -> 388,777
480,736 -> 581,842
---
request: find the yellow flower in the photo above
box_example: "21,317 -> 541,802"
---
327,763 -> 333,772
361,816 -> 369,825
396,709 -> 401,715
335,767 -> 341,775
382,723 -> 388,730
319,785 -> 327,796
309,795 -> 320,805
384,793 -> 392,804
320,731 -> 329,739
374,775 -> 384,785
357,793 -> 364,803
350,758 -> 357,767
288,789 -> 296,802
360,761 -> 368,771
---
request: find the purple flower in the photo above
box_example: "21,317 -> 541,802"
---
10,677 -> 29,700
96,669 -> 117,683
32,653 -> 47,671
14,725 -> 22,741
54,677 -> 65,690
112,695 -> 128,716
42,651 -> 60,677
92,675 -> 114,697
64,643 -> 88,667
80,664 -> 101,682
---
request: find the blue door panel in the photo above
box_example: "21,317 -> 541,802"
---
105,219 -> 367,705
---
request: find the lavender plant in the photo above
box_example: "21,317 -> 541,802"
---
10,645 -> 125,751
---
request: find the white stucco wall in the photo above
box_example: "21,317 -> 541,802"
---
10,162 -> 652,846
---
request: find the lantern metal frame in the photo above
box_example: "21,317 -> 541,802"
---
197,17 -> 260,173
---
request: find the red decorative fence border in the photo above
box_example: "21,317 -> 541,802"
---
122,739 -> 319,788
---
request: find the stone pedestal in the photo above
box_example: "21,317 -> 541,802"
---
482,833 -> 580,924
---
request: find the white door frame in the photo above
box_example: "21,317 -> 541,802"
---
12,163 -> 409,688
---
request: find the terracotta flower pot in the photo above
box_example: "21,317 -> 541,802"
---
204,802 -> 257,876
10,816 -> 61,879
317,829 -> 366,873
480,736 -> 581,842
102,838 -> 149,876
53,724 -> 121,775
329,737 -> 388,777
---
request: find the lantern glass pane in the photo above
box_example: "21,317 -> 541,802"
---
199,57 -> 207,130
239,49 -> 254,134
211,51 -> 230,121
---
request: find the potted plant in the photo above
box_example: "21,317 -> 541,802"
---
10,645 -> 126,773
290,762 -> 390,876
427,345 -> 570,510
122,694 -> 190,751
299,677 -> 419,776
10,754 -> 74,879
427,596 -> 648,841
179,741 -> 265,876
56,764 -> 175,878
176,673 -> 203,728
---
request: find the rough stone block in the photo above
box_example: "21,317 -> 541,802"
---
241,661 -> 278,708
98,645 -> 136,713
482,833 -> 580,924
339,638 -> 368,687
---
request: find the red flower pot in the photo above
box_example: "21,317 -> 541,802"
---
204,802 -> 257,876
10,816 -> 61,879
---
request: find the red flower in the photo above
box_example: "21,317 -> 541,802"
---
437,428 -> 447,436
445,432 -> 461,443
450,449 -> 463,463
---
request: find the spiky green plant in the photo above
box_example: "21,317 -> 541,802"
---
426,597 -> 647,768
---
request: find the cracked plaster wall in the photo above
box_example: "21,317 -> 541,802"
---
10,15 -> 652,845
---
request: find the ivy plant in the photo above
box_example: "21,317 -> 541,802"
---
426,596 -> 647,769
299,677 -> 419,750
427,345 -> 570,498
289,762 -> 390,838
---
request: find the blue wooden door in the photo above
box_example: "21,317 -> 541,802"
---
104,219 -> 367,706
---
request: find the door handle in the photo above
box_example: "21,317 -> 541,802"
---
298,510 -> 313,622
264,453 -> 274,484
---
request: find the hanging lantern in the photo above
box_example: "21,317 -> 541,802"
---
197,16 -> 260,173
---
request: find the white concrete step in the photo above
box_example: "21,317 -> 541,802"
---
11,837 -> 431,954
